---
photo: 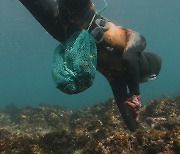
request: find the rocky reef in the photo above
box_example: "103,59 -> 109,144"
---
0,96 -> 179,154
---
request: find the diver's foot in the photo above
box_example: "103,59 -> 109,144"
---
124,95 -> 141,121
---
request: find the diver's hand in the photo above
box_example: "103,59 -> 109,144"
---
124,94 -> 141,121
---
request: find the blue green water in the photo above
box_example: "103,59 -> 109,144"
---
0,0 -> 180,108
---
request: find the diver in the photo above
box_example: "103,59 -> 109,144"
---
19,0 -> 161,131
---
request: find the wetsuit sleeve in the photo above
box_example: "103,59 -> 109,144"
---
122,30 -> 147,95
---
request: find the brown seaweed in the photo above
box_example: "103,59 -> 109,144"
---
0,96 -> 179,153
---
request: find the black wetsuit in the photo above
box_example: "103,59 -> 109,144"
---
122,49 -> 161,95
19,0 -> 161,97
88,15 -> 161,95
19,0 -> 92,42
19,0 -> 161,131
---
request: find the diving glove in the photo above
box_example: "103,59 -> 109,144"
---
124,94 -> 141,121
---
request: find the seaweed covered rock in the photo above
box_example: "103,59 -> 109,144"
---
0,96 -> 179,153
0,103 -> 73,138
141,96 -> 180,130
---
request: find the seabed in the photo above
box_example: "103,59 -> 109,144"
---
0,96 -> 179,153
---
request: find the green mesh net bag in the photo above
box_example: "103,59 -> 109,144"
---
52,30 -> 97,94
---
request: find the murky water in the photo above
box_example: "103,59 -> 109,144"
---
0,0 -> 179,108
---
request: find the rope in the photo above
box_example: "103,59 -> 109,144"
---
87,0 -> 107,30
87,13 -> 96,30
96,0 -> 107,14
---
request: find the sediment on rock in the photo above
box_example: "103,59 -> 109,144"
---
0,96 -> 179,153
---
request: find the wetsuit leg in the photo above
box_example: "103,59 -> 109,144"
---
19,0 -> 66,41
19,0 -> 92,42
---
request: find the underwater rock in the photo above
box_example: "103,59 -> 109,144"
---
0,96 -> 179,153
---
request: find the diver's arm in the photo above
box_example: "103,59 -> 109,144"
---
108,76 -> 139,131
121,29 -> 146,95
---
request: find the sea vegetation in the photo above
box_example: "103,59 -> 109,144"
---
0,96 -> 179,154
